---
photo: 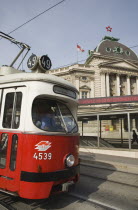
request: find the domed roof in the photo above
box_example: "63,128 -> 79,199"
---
95,36 -> 138,61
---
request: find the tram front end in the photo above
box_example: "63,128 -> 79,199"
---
18,79 -> 80,199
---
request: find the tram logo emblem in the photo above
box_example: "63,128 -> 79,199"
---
35,141 -> 51,151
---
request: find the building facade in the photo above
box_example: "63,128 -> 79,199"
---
48,36 -> 138,148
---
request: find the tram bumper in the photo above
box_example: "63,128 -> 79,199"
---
20,164 -> 80,182
19,164 -> 80,199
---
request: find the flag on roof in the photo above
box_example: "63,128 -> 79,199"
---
77,44 -> 85,52
106,26 -> 112,32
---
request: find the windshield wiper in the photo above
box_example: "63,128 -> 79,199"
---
56,105 -> 68,133
69,124 -> 78,133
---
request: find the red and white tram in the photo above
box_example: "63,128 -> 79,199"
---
0,32 -> 80,199
0,71 -> 79,199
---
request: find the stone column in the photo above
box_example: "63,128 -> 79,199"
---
75,76 -> 80,91
136,77 -> 138,94
101,73 -> 106,97
127,75 -> 131,95
132,119 -> 136,130
116,74 -> 120,96
106,73 -> 110,97
75,76 -> 80,98
90,79 -> 94,98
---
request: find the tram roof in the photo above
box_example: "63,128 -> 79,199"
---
0,72 -> 78,92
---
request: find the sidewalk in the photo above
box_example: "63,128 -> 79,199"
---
79,146 -> 138,174
80,146 -> 138,158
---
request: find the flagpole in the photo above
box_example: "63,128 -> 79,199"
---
76,44 -> 84,64
77,43 -> 78,64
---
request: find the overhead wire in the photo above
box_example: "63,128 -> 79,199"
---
5,0 -> 67,35
3,0 -> 138,69
52,58 -> 87,69
1,0 -> 138,51
53,42 -> 138,69
0,0 -> 67,68
0,0 -> 66,45
129,45 -> 138,49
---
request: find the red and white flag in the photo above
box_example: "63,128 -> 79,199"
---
106,26 -> 112,32
77,44 -> 85,52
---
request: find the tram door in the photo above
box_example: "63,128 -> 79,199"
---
0,87 -> 25,192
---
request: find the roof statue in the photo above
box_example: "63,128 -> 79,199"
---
102,36 -> 120,42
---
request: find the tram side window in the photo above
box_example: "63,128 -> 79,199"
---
3,93 -> 14,128
10,134 -> 18,171
13,92 -> 22,129
3,92 -> 22,129
0,133 -> 8,168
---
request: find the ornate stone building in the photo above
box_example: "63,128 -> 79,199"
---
48,36 -> 138,148
49,36 -> 138,98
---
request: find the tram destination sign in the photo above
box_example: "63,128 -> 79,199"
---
27,54 -> 52,71
53,85 -> 76,99
27,54 -> 38,70
39,55 -> 52,71
79,95 -> 138,105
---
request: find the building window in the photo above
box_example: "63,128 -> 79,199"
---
125,51 -> 130,56
82,91 -> 88,99
113,47 -> 123,54
111,119 -> 119,130
109,74 -> 116,96
120,75 -> 127,96
82,76 -> 87,81
106,47 -> 111,53
83,120 -> 88,124
130,77 -> 136,95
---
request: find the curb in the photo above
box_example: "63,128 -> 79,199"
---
79,147 -> 138,158
80,157 -> 138,174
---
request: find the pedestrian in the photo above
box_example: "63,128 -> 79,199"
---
132,130 -> 138,144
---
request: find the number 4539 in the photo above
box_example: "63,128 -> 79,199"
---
33,153 -> 52,160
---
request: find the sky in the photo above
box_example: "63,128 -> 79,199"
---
0,0 -> 138,71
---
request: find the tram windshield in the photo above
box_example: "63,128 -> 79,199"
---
32,98 -> 78,133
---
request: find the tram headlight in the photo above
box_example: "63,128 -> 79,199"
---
65,154 -> 75,167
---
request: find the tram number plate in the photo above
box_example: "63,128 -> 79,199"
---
33,153 -> 52,160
